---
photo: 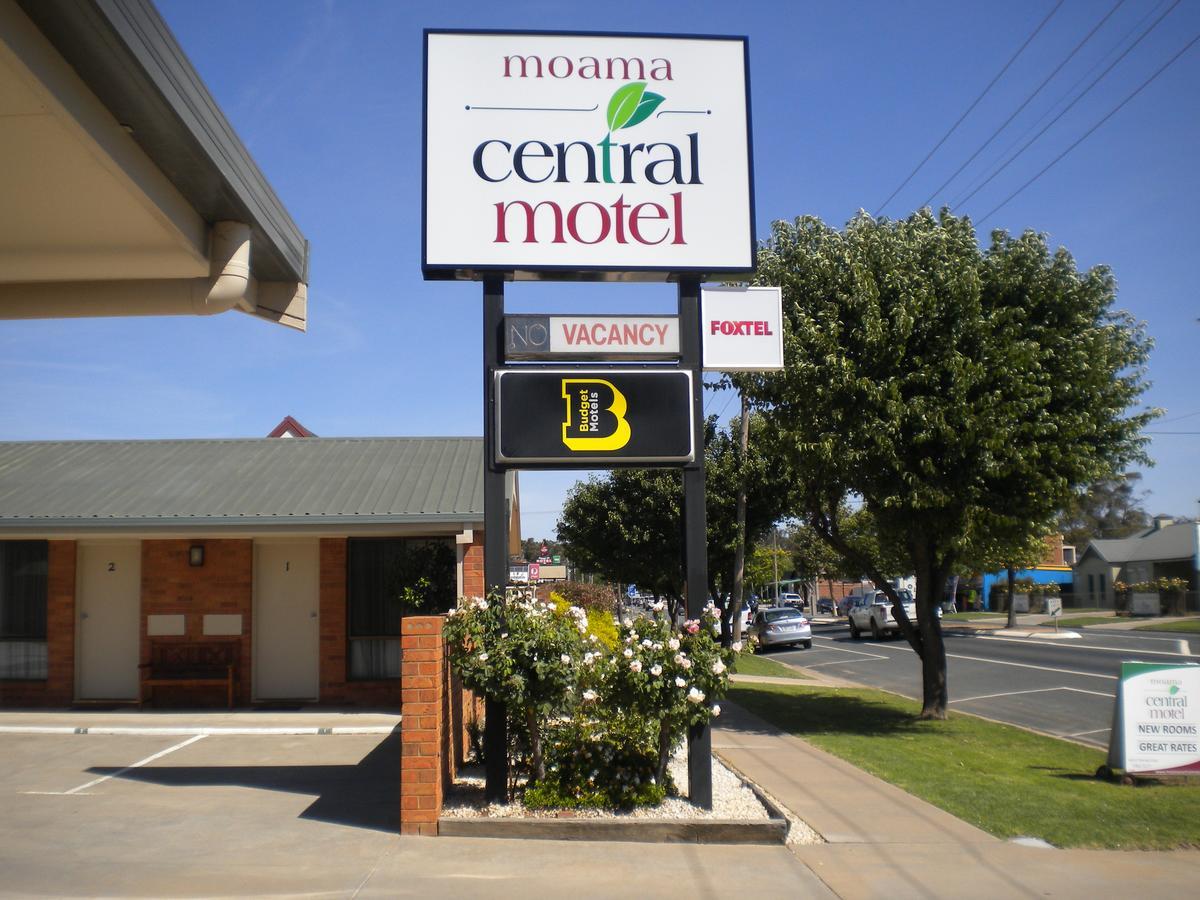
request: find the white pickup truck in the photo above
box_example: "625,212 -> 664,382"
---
847,590 -> 936,640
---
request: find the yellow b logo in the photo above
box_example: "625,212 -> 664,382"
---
561,379 -> 632,451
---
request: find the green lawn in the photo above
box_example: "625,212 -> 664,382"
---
1134,619 -> 1200,634
1054,614 -> 1120,628
941,612 -> 1006,621
732,653 -> 808,679
728,682 -> 1200,849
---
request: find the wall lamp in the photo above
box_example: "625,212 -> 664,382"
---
189,545 -> 205,567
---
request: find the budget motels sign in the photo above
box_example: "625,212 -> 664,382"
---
423,30 -> 755,279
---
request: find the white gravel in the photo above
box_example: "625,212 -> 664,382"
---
442,745 -> 822,845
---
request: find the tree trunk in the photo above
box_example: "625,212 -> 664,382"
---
1006,566 -> 1017,629
913,546 -> 950,719
655,722 -> 674,784
525,707 -> 544,782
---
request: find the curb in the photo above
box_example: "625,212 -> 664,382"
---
0,725 -> 397,736
437,814 -> 787,844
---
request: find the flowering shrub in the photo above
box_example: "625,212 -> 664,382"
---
443,593 -> 734,807
444,593 -> 584,781
602,602 -> 736,783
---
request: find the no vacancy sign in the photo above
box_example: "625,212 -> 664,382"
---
423,30 -> 754,280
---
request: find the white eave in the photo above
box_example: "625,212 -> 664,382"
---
0,0 -> 308,331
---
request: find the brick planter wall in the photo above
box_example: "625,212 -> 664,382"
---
400,615 -> 450,836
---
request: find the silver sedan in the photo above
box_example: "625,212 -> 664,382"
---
750,607 -> 813,650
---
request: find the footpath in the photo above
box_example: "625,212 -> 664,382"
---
717,671 -> 1199,899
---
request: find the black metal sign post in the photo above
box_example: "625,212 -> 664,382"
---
678,276 -> 712,809
482,274 -> 509,803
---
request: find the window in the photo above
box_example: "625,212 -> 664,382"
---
0,541 -> 48,680
346,538 -> 456,680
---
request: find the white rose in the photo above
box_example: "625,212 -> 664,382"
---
675,677 -> 687,688
630,660 -> 643,673
650,664 -> 663,677
623,648 -> 634,658
478,652 -> 489,662
711,660 -> 726,675
582,689 -> 598,701
561,654 -> 572,665
732,641 -> 743,652
711,705 -> 721,717
687,687 -> 705,704
668,638 -> 680,651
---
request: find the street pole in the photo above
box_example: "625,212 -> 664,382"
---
482,274 -> 509,803
678,275 -> 712,810
731,391 -> 749,644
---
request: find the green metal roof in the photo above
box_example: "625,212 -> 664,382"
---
0,438 -> 483,533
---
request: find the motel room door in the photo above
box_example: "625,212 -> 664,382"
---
254,541 -> 319,700
77,542 -> 141,700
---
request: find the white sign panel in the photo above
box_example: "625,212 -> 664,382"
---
424,30 -> 754,280
701,285 -> 784,371
1113,662 -> 1200,774
506,314 -> 679,359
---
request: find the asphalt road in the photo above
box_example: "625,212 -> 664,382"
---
766,622 -> 1200,749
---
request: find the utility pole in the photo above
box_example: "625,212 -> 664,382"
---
731,391 -> 750,643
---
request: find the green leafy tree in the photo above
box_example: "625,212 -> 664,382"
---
738,210 -> 1156,718
1056,472 -> 1150,550
557,415 -> 790,636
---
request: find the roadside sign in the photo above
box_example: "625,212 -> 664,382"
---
423,30 -> 755,280
508,563 -> 530,583
495,368 -> 694,464
505,314 -> 679,360
701,285 -> 784,372
1106,662 -> 1200,775
528,563 -> 541,581
1046,597 -> 1062,617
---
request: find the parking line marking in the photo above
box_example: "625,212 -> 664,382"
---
950,687 -> 1063,704
22,734 -> 206,796
1064,727 -> 1111,738
1180,640 -> 1192,656
944,652 -> 1118,680
977,634 -> 1196,658
951,685 -> 1112,704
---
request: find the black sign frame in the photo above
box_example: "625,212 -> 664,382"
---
494,368 -> 694,466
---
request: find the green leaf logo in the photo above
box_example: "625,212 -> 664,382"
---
1170,684 -> 1180,695
606,82 -> 665,133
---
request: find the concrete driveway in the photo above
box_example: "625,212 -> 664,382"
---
0,725 -> 828,898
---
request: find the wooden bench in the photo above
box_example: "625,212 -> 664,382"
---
139,641 -> 239,709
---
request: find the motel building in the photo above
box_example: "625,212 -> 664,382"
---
0,436 -> 521,709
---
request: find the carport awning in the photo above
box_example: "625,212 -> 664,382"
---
0,0 -> 308,330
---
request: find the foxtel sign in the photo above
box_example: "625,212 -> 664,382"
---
423,30 -> 755,280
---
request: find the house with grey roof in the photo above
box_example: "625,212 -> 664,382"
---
1072,516 -> 1200,609
0,438 -> 517,709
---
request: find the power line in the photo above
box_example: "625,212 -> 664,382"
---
977,29 -> 1200,223
951,0 -> 1170,208
921,0 -> 1126,209
956,0 -> 1180,212
872,0 -> 1064,216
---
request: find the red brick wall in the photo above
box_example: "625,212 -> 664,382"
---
462,533 -> 484,599
140,539 -> 253,706
400,615 -> 450,836
318,537 -> 398,708
0,540 -> 75,707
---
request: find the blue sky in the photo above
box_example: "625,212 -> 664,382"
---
2,0 -> 1197,541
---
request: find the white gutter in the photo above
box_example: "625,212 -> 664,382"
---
0,222 -> 306,331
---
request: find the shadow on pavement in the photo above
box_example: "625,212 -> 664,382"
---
82,730 -> 399,833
